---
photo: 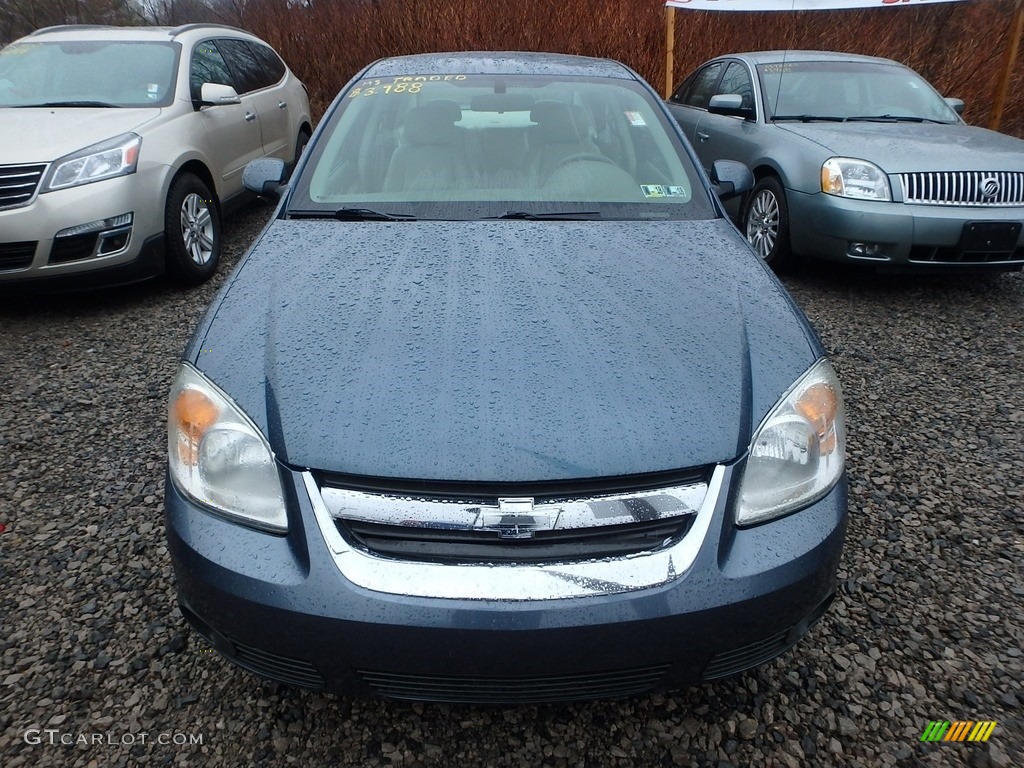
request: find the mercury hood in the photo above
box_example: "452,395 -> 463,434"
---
0,107 -> 162,164
191,219 -> 820,482
778,121 -> 1024,174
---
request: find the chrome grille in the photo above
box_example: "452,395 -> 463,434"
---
0,164 -> 46,209
899,171 -> 1024,206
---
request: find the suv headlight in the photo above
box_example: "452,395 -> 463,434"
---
42,133 -> 141,192
168,364 -> 288,533
821,157 -> 890,201
736,359 -> 845,526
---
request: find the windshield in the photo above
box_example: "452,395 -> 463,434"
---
758,60 -> 959,123
0,41 -> 178,108
290,73 -> 715,220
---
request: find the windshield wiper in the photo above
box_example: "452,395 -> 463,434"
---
486,210 -> 603,220
771,115 -> 847,123
289,207 -> 417,221
15,101 -> 121,108
846,115 -> 951,124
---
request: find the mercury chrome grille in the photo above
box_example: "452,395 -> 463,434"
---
899,171 -> 1024,207
0,164 -> 46,210
304,466 -> 725,601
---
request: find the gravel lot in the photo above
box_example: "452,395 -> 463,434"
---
1,201 -> 1021,768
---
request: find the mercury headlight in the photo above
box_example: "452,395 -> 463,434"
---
821,157 -> 890,201
736,359 -> 845,526
168,364 -> 287,533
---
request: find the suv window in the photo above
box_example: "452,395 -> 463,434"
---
680,62 -> 724,110
191,40 -> 234,101
217,39 -> 271,94
250,43 -> 286,85
717,62 -> 755,116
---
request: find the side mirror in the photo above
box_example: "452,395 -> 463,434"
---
199,82 -> 241,108
243,158 -> 286,199
711,159 -> 753,201
944,97 -> 965,115
708,93 -> 752,119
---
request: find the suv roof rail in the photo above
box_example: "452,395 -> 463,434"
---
169,23 -> 248,36
29,24 -> 128,36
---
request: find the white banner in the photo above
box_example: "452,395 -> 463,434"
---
666,0 -> 967,10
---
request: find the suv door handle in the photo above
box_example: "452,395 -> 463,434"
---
697,131 -> 710,142
245,112 -> 256,122
278,101 -> 287,109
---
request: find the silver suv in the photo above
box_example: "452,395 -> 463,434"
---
0,24 -> 312,289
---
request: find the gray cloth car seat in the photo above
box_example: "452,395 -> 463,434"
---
526,101 -> 601,180
383,99 -> 468,192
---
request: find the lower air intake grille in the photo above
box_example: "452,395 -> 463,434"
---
50,233 -> 98,264
230,639 -> 325,689
702,630 -> 792,680
358,664 -> 672,703
0,241 -> 37,271
909,245 -> 1024,264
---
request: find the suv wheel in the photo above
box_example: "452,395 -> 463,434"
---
165,173 -> 221,285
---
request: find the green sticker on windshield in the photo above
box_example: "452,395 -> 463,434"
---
641,185 -> 688,198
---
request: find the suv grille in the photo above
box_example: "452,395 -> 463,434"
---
899,171 -> 1024,207
0,164 -> 46,209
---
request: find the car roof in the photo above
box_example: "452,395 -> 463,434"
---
20,23 -> 257,44
363,51 -> 637,80
721,50 -> 903,67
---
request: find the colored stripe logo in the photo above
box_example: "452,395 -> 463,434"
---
920,721 -> 997,742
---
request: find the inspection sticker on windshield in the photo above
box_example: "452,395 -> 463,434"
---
641,185 -> 687,198
624,111 -> 646,126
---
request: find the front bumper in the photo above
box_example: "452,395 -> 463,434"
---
0,166 -> 166,287
786,188 -> 1024,270
166,463 -> 848,703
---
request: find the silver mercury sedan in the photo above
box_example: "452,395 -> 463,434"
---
667,50 -> 1024,272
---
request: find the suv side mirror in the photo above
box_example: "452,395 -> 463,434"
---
944,97 -> 965,115
199,82 -> 241,108
711,160 -> 753,201
708,93 -> 753,119
244,158 -> 286,199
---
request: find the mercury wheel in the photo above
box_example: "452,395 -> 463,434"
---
744,177 -> 793,270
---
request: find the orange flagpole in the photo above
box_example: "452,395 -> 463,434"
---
665,6 -> 676,99
990,0 -> 1024,131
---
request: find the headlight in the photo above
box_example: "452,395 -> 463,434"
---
168,364 -> 288,533
821,157 -> 890,201
736,359 -> 845,526
42,133 -> 141,192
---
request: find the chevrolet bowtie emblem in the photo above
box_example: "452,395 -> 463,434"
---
476,497 -> 552,539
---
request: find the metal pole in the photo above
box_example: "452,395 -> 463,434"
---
990,0 -> 1024,131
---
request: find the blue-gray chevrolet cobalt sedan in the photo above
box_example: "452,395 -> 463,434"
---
165,52 -> 849,703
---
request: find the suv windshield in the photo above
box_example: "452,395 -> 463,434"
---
0,40 -> 178,108
759,60 -> 959,124
290,74 -> 715,220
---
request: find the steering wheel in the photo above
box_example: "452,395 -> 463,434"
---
550,153 -> 619,173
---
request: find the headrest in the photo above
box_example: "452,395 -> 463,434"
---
403,100 -> 463,146
529,100 -> 582,143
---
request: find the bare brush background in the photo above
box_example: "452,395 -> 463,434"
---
2,0 -> 1021,133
